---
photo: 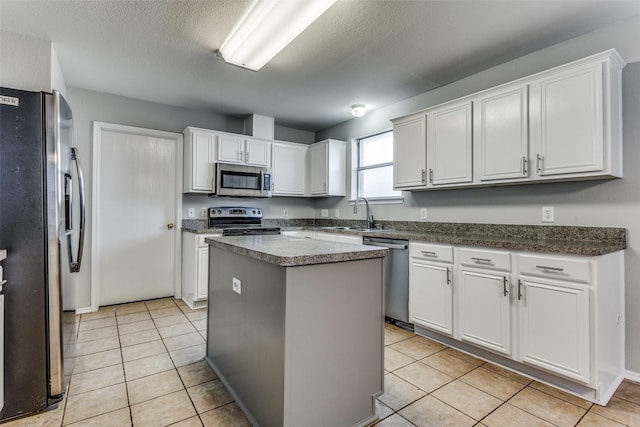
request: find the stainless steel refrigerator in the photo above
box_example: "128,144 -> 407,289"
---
0,87 -> 85,421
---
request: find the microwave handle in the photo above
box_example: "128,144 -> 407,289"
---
260,169 -> 264,194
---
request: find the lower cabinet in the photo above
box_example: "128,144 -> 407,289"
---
408,243 -> 624,405
458,269 -> 511,356
182,232 -> 221,309
518,276 -> 591,384
409,243 -> 453,336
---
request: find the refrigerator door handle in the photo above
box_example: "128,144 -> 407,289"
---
67,147 -> 85,273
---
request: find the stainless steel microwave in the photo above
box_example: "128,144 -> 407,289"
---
213,163 -> 272,198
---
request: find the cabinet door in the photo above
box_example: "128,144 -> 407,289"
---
189,132 -> 216,192
245,138 -> 270,166
475,85 -> 529,181
393,115 -> 427,189
217,134 -> 245,164
409,261 -> 453,335
427,100 -> 473,185
309,142 -> 328,195
459,270 -> 511,355
530,61 -> 604,176
518,278 -> 590,383
272,143 -> 307,195
196,247 -> 209,300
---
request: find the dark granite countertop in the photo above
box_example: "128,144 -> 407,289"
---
206,235 -> 388,267
184,219 -> 626,257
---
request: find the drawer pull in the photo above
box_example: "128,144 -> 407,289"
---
471,257 -> 492,264
446,268 -> 451,285
503,277 -> 508,297
535,265 -> 564,272
421,251 -> 437,257
518,279 -> 523,300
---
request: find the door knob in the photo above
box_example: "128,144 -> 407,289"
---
167,223 -> 174,229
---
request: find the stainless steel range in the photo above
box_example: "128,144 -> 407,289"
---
208,207 -> 280,236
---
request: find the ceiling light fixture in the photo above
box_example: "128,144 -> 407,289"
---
351,104 -> 367,117
218,0 -> 337,71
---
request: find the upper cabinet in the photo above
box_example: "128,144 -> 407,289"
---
271,142 -> 308,196
427,99 -> 473,186
309,139 -> 346,197
184,127 -> 216,193
393,49 -> 625,191
474,84 -> 529,182
218,135 -> 270,166
393,114 -> 427,189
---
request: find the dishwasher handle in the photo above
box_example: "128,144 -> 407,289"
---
362,238 -> 408,250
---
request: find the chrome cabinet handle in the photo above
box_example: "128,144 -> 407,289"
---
522,156 -> 528,175
421,169 -> 426,183
245,151 -> 249,162
503,277 -> 508,297
446,267 -> 451,285
421,250 -> 437,257
537,154 -> 543,173
518,279 -> 523,300
471,257 -> 492,264
429,168 -> 433,184
535,265 -> 564,272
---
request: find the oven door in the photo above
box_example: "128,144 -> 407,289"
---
215,163 -> 272,197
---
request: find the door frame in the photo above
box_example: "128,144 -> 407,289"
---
91,121 -> 183,311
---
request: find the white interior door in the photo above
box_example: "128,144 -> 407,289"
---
92,122 -> 182,307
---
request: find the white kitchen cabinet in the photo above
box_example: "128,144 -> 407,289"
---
427,100 -> 473,186
474,84 -> 529,181
393,114 -> 427,189
182,232 -> 221,309
183,127 -> 216,193
309,139 -> 346,197
218,135 -> 271,166
518,277 -> 590,383
271,142 -> 308,196
458,269 -> 511,356
409,243 -> 453,335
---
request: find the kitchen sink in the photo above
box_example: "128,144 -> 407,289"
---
321,226 -> 377,232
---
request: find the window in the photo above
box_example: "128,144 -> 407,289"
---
356,131 -> 401,199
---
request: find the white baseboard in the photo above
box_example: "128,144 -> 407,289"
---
75,306 -> 93,314
625,370 -> 640,383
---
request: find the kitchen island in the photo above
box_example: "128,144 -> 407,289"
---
205,235 -> 388,427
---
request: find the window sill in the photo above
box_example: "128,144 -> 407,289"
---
348,197 -> 404,205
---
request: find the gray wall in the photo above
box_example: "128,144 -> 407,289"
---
315,15 -> 640,374
65,88 -> 316,309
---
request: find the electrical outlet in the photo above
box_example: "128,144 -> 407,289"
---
542,206 -> 555,223
232,278 -> 242,294
321,209 -> 329,217
334,209 -> 340,218
201,208 -> 208,217
283,209 -> 289,217
187,208 -> 195,218
420,208 -> 428,220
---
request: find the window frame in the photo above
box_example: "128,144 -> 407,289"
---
350,129 -> 403,204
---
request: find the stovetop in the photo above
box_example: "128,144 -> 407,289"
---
207,206 -> 280,236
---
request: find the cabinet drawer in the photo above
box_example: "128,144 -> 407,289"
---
410,242 -> 453,263
518,254 -> 591,283
198,234 -> 221,247
459,248 -> 511,272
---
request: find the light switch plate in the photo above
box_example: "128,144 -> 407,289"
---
283,209 -> 289,218
542,206 -> 555,223
232,278 -> 242,294
420,208 -> 428,220
334,209 -> 340,218
187,208 -> 195,218
201,208 -> 208,217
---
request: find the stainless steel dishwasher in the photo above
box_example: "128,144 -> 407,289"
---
363,237 -> 411,327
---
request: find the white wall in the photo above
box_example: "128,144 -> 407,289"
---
315,15 -> 640,373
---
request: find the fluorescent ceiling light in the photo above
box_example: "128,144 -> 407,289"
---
219,0 -> 337,71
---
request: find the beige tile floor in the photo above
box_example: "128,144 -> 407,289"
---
3,298 -> 640,426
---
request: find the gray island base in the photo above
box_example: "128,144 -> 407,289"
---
205,235 -> 388,427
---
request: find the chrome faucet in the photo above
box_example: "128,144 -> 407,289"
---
353,196 -> 374,229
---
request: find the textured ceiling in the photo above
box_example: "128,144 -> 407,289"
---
1,0 -> 640,131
